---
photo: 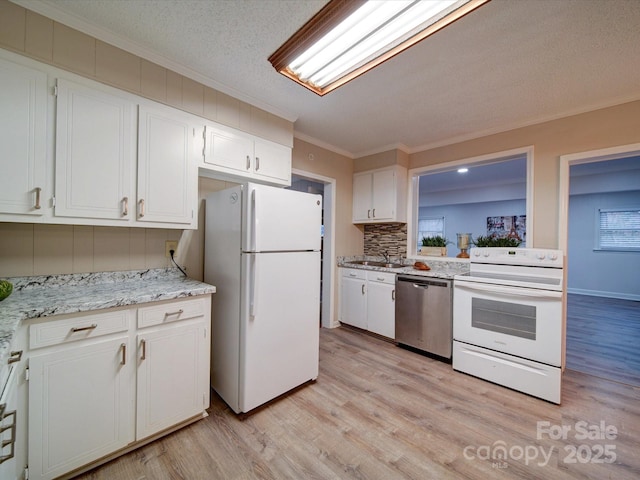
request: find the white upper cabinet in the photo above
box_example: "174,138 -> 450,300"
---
201,122 -> 291,186
352,165 -> 407,223
53,77 -> 198,229
54,78 -> 136,221
0,56 -> 47,216
137,104 -> 197,227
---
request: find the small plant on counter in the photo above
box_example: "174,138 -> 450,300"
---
473,235 -> 522,247
421,235 -> 450,247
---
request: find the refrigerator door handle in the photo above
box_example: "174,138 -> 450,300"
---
249,255 -> 259,318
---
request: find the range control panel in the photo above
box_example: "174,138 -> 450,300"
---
470,247 -> 564,268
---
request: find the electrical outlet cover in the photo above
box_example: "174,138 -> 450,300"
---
165,240 -> 178,257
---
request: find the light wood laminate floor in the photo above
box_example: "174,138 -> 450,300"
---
566,294 -> 640,386
74,327 -> 640,480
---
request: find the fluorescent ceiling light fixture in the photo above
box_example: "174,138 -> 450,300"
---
269,0 -> 490,96
457,167 -> 469,173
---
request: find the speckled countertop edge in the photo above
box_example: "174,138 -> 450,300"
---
337,255 -> 470,279
0,268 -> 216,369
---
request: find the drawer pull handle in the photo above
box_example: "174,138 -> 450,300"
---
165,309 -> 184,317
7,350 -> 22,364
0,410 -> 16,464
392,289 -> 395,301
255,156 -> 260,171
361,284 -> 365,295
71,324 -> 97,333
246,155 -> 251,170
120,343 -> 126,366
122,196 -> 129,216
139,198 -> 145,217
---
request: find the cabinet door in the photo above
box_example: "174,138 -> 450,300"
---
340,274 -> 367,329
137,105 -> 196,227
367,281 -> 396,339
253,138 -> 291,184
371,169 -> 396,220
54,78 -> 135,220
352,173 -> 372,222
0,57 -> 47,216
136,320 -> 208,440
28,337 -> 133,480
204,124 -> 253,173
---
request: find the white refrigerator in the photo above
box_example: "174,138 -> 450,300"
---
204,183 -> 322,414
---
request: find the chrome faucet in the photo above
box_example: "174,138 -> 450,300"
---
382,250 -> 390,263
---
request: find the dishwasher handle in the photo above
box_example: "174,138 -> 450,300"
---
396,275 -> 450,289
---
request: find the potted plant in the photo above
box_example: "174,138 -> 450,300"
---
473,235 -> 522,247
420,235 -> 450,256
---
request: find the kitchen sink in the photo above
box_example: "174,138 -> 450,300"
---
347,260 -> 406,269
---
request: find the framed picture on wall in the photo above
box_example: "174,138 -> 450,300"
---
487,215 -> 526,242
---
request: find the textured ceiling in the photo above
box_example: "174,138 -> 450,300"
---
16,0 -> 640,158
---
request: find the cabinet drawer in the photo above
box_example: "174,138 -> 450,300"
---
341,268 -> 366,280
137,297 -> 206,328
367,271 -> 396,285
30,310 -> 130,349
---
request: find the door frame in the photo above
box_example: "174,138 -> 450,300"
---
558,142 -> 640,252
292,168 -> 338,329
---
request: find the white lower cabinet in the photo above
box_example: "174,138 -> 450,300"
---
135,299 -> 210,440
28,335 -> 134,480
25,296 -> 211,480
339,268 -> 396,339
339,268 -> 367,330
366,272 -> 396,339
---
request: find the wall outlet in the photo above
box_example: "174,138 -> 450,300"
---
165,240 -> 178,258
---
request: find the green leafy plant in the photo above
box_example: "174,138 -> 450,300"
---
421,235 -> 450,247
473,235 -> 521,247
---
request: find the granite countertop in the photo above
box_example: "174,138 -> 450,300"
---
0,268 -> 216,369
337,255 -> 469,279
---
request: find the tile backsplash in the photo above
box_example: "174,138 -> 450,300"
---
364,223 -> 407,258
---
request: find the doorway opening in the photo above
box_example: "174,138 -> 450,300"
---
287,170 -> 337,329
560,146 -> 640,386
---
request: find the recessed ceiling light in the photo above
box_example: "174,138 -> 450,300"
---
269,0 -> 490,96
458,168 -> 469,173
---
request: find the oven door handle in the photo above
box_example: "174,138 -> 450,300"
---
454,281 -> 562,299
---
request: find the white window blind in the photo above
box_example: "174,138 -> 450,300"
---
598,208 -> 640,250
418,217 -> 445,242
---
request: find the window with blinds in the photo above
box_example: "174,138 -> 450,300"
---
597,208 -> 640,251
418,217 -> 445,243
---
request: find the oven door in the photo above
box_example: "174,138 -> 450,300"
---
453,280 -> 562,366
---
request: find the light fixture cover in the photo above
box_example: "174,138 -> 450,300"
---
269,0 -> 490,96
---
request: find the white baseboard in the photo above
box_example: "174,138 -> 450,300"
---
567,288 -> 640,302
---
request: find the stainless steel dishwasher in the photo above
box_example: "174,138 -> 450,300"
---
395,275 -> 452,359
